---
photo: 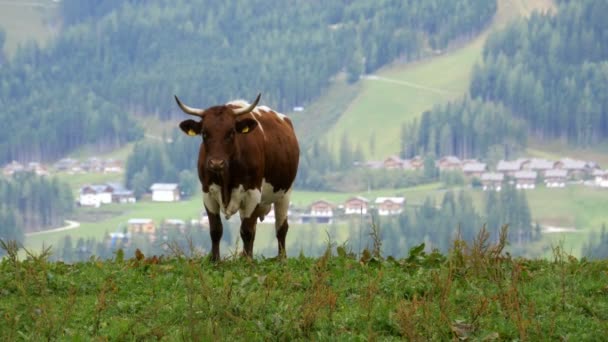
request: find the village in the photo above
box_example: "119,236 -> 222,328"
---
3,154 -> 608,244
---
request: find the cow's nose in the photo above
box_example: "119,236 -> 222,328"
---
208,159 -> 225,171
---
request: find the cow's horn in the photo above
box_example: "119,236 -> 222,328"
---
234,93 -> 261,116
175,95 -> 206,117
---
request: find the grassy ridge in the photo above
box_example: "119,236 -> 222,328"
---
1,235 -> 607,340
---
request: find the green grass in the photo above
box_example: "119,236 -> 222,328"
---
2,236 -> 607,340
0,0 -> 58,57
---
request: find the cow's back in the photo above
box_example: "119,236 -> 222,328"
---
252,106 -> 299,192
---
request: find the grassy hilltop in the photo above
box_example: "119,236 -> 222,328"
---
1,233 -> 607,340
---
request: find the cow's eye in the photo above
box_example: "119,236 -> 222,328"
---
202,132 -> 208,140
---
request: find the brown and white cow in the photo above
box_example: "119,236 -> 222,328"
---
175,93 -> 299,261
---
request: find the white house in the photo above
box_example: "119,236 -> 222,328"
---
150,183 -> 180,202
79,185 -> 113,207
375,197 -> 405,216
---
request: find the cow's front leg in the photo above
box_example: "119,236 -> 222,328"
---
239,205 -> 265,258
207,210 -> 223,262
239,216 -> 257,258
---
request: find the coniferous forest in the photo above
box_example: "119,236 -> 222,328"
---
402,0 -> 608,159
0,0 -> 497,164
0,173 -> 74,248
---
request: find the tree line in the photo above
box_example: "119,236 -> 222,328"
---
399,97 -> 527,160
0,0 -> 497,165
0,173 -> 74,250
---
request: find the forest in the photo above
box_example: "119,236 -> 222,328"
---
0,172 -> 74,250
0,0 -> 497,164
399,0 -> 608,162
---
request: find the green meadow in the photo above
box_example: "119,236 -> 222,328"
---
0,0 -> 58,57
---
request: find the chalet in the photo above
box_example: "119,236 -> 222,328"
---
480,172 -> 504,191
462,162 -> 487,178
544,169 -> 568,188
437,156 -> 462,171
383,156 -> 407,170
496,159 -> 526,177
79,184 -> 113,207
523,158 -> 556,174
150,183 -> 180,202
375,197 -> 405,216
344,196 -> 370,215
127,218 -> 156,234
103,159 -> 123,173
301,200 -> 334,224
82,157 -> 104,173
410,156 -> 424,170
53,158 -> 80,173
25,162 -> 49,176
514,170 -> 537,189
593,170 -> 608,188
555,158 -> 587,178
107,182 -> 136,204
2,161 -> 24,176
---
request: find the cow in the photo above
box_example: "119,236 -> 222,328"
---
175,93 -> 300,261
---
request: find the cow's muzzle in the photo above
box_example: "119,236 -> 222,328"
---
207,159 -> 226,173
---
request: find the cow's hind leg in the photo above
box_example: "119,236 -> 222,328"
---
274,193 -> 291,258
207,209 -> 223,262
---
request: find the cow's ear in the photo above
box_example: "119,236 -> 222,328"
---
235,118 -> 258,134
179,119 -> 202,136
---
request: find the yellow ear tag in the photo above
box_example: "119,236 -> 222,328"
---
241,126 -> 249,133
187,129 -> 197,136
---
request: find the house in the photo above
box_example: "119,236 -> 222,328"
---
127,218 -> 156,234
375,197 -> 405,216
462,162 -> 487,178
344,196 -> 370,215
410,156 -> 424,170
2,161 -> 24,176
544,169 -> 568,188
383,156 -> 407,170
555,158 -> 587,178
514,170 -> 537,189
103,159 -> 123,173
496,159 -> 526,176
593,170 -> 608,188
79,184 -> 113,207
301,200 -> 334,224
53,158 -> 79,173
437,156 -> 462,171
480,172 -> 504,191
523,158 -> 556,174
25,162 -> 49,176
150,183 -> 180,202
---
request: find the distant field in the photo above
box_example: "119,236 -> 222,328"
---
0,0 -> 58,57
323,0 -> 556,159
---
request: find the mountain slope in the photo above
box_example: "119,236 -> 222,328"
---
323,0 -> 555,159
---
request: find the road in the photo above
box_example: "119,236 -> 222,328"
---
25,220 -> 81,237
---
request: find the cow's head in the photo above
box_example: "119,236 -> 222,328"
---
175,94 -> 261,174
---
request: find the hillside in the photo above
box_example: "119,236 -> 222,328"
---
323,0 -> 555,159
0,0 -> 496,165
1,238 -> 606,340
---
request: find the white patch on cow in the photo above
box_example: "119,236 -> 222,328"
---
203,183 -> 222,215
274,188 -> 292,228
259,179 -> 286,205
224,185 -> 261,219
